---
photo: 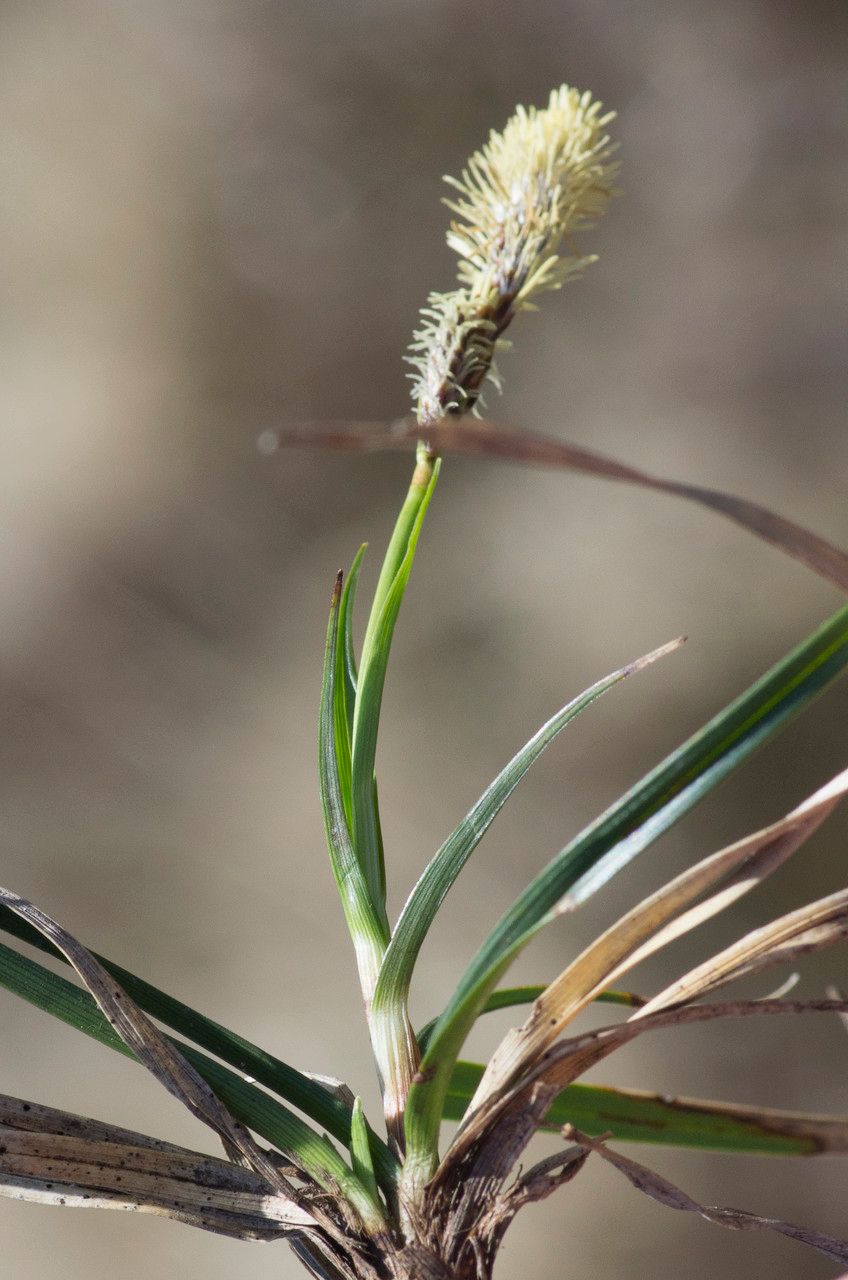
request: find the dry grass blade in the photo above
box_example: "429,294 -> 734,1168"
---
532,998 -> 848,1101
267,418 -> 848,594
471,769 -> 848,1110
0,887 -> 320,1227
565,1128 -> 848,1266
498,1145 -> 589,1214
638,887 -> 848,1017
445,997 -> 848,1172
0,1092 -> 198,1154
729,923 -> 848,986
471,1145 -> 590,1267
0,1093 -> 311,1240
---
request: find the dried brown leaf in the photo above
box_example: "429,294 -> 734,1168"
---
0,1094 -> 311,1240
0,1092 -> 198,1154
471,769 -> 848,1110
445,997 -> 848,1172
476,1145 -> 590,1266
500,1144 -> 589,1213
638,887 -> 848,1017
268,418 -> 848,594
565,1128 -> 848,1267
533,997 -> 848,1103
729,923 -> 848,987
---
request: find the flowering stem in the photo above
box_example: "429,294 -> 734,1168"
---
351,442 -> 436,934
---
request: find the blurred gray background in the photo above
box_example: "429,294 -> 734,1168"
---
1,1 -> 847,1276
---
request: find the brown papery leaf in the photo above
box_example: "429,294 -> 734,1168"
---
446,997 -> 848,1170
0,1093 -> 311,1240
470,769 -> 848,1112
637,886 -> 848,1017
0,887 -> 318,1228
565,1128 -> 848,1267
728,922 -> 848,987
267,418 -> 848,594
533,997 -> 848,1101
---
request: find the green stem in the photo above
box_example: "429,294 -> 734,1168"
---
351,442 -> 436,930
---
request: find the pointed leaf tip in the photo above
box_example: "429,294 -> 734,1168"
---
626,636 -> 686,675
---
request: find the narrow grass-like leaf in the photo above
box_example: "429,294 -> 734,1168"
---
402,604 -> 848,1191
0,939 -> 386,1230
0,889 -> 395,1236
444,1063 -> 848,1155
334,545 -> 367,826
319,573 -> 390,977
350,447 -> 440,925
342,545 -> 366,713
417,985 -> 644,1054
0,889 -> 305,1198
349,1099 -> 380,1208
0,904 -> 397,1195
447,998 -> 848,1176
373,640 -> 681,1029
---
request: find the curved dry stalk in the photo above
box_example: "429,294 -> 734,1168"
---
565,1128 -> 848,1267
267,417 -> 848,595
470,768 -> 848,1110
534,997 -> 848,1110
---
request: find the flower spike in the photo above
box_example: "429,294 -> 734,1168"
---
408,85 -> 618,425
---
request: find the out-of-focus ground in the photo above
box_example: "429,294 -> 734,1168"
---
1,2 -> 847,1277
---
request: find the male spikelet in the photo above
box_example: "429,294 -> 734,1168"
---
408,86 -> 617,426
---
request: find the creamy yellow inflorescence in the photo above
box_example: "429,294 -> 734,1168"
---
408,86 -> 618,426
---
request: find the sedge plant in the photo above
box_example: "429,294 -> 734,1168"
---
1,86 -> 848,1280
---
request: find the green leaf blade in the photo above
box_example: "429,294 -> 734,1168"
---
319,572 -> 389,967
319,570 -> 421,1144
334,545 -> 367,827
445,1062 -> 848,1157
350,1097 -> 381,1206
374,641 -> 680,1022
